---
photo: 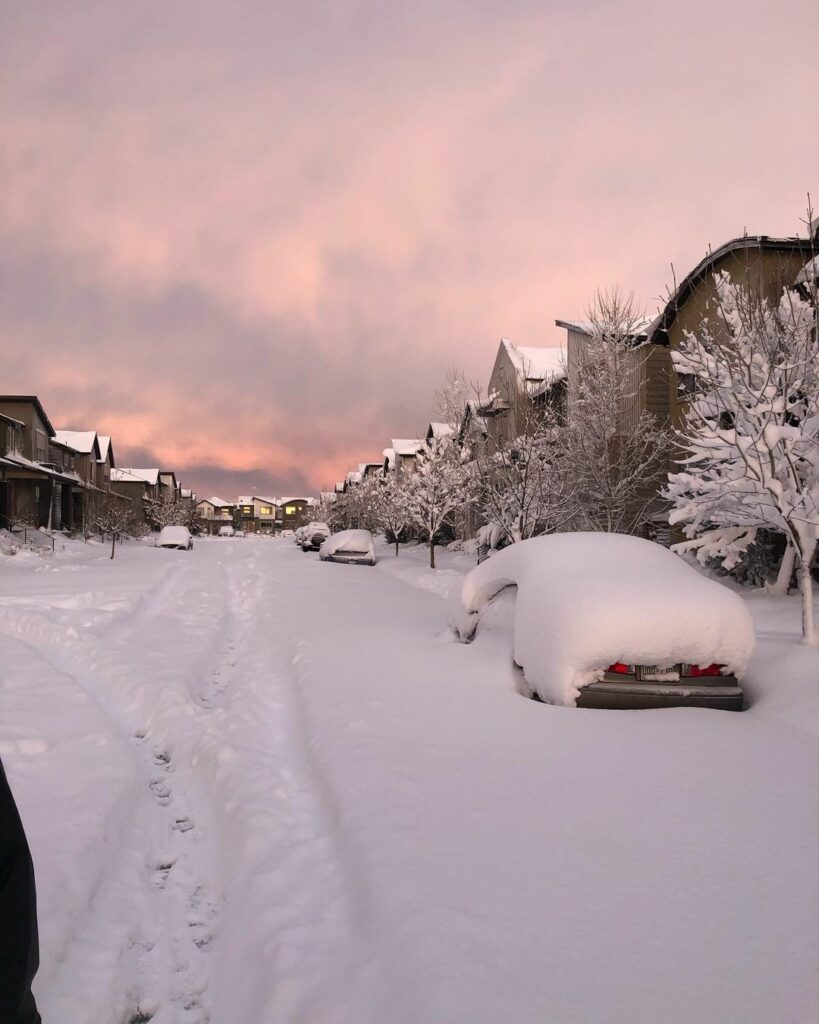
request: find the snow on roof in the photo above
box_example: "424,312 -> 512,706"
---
382,448 -> 396,468
119,467 -> 159,486
554,319 -> 593,335
96,435 -> 112,463
502,339 -> 566,383
427,422 -> 454,439
392,438 -> 424,457
199,496 -> 232,508
280,496 -> 311,505
111,468 -> 147,484
53,429 -> 99,454
345,471 -> 362,485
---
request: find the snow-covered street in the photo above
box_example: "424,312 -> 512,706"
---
1,536 -> 817,1024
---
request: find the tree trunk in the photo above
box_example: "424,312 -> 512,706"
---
394,538 -> 399,557
110,531 -> 117,560
429,539 -> 436,569
770,542 -> 796,595
799,556 -> 816,645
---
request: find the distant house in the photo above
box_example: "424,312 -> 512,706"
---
480,339 -> 566,452
95,435 -> 116,491
197,496 -> 235,534
279,497 -> 313,531
361,462 -> 383,480
112,467 -> 162,525
235,496 -> 279,534
387,438 -> 424,483
53,430 -> 104,526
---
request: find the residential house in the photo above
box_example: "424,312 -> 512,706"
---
279,497 -> 313,531
480,339 -> 566,453
196,497 -> 236,534
112,467 -> 162,526
95,435 -> 116,491
0,396 -> 81,530
235,496 -> 279,534
53,430 -> 103,528
386,439 -> 424,483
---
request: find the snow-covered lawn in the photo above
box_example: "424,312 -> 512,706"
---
0,536 -> 816,1023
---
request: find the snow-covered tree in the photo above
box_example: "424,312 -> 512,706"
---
404,436 -> 475,568
370,473 -> 409,556
559,289 -> 671,535
666,270 -> 819,643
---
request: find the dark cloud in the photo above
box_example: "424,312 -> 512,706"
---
2,1 -> 816,497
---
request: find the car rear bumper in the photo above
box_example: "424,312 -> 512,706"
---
322,553 -> 374,565
577,679 -> 744,711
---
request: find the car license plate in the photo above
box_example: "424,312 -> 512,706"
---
639,664 -> 681,682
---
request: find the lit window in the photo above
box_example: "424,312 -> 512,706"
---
285,505 -> 296,514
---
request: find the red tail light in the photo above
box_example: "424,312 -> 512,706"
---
607,662 -> 635,675
684,663 -> 724,678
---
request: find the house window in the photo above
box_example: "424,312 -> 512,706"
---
285,505 -> 297,514
34,429 -> 48,462
261,506 -> 273,515
5,425 -> 22,455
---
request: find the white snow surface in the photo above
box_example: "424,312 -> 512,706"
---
0,535 -> 816,1024
452,533 -> 756,704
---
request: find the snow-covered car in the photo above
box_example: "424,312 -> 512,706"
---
280,529 -> 294,538
301,522 -> 331,551
451,533 -> 755,711
218,525 -> 235,537
294,526 -> 308,546
319,529 -> 376,566
157,526 -> 193,551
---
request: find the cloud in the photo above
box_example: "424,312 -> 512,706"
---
2,1 -> 817,497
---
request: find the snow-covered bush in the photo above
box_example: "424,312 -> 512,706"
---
666,270 -> 819,643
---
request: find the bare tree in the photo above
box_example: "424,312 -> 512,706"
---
558,289 -> 671,535
470,372 -> 569,546
92,494 -> 141,559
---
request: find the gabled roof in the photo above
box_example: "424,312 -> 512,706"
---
199,496 -> 233,508
119,467 -> 160,486
391,438 -> 424,457
648,234 -> 819,346
96,435 -> 115,466
426,422 -> 454,441
502,339 -> 566,383
280,496 -> 311,505
53,430 -> 101,457
0,396 -> 55,435
112,468 -> 149,485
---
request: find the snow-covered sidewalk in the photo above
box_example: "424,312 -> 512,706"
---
0,537 -> 816,1023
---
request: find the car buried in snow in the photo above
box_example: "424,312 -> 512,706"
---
301,521 -> 331,551
294,526 -> 308,546
319,529 -> 376,566
218,525 -> 235,537
450,533 -> 754,711
156,526 -> 194,551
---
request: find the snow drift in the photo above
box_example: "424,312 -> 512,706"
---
451,533 -> 756,705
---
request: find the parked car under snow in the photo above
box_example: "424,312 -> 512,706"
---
302,522 -> 331,551
319,529 -> 376,566
450,533 -> 755,711
157,526 -> 193,551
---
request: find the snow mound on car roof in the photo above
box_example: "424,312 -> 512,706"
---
451,533 -> 755,706
320,529 -> 374,558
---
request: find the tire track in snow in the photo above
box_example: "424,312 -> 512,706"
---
199,542 -> 384,1024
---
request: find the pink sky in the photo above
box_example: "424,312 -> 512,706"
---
2,1 -> 817,497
